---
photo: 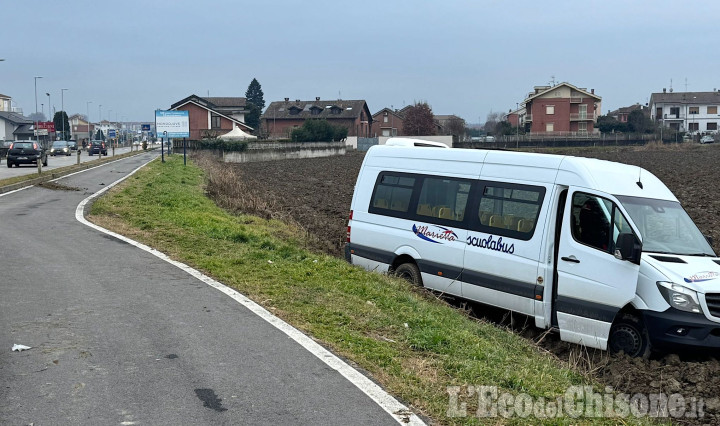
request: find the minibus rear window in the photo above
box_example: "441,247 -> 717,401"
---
476,184 -> 544,239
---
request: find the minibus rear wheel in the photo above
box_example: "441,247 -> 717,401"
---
608,314 -> 651,358
394,263 -> 423,287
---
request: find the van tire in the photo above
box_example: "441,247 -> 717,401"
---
608,314 -> 651,358
394,263 -> 423,287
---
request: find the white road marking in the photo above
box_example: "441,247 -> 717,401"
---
73,157 -> 425,426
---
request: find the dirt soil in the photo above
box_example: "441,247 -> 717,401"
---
211,145 -> 720,423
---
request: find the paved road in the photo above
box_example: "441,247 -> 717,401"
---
0,143 -> 157,180
0,152 -> 405,425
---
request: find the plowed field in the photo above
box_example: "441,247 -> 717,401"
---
208,145 -> 720,423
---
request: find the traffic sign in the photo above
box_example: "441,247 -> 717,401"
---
37,121 -> 55,132
108,129 -> 117,138
141,124 -> 151,131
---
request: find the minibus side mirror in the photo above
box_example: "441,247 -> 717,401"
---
615,233 -> 642,265
705,234 -> 714,246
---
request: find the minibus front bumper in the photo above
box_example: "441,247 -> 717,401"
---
644,308 -> 720,349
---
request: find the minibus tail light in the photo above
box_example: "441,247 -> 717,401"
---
346,210 -> 353,243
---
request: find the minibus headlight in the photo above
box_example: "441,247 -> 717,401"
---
656,281 -> 702,314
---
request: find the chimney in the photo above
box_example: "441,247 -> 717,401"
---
295,99 -> 300,103
663,88 -> 666,93
591,89 -> 594,94
284,97 -> 289,102
315,97 -> 320,101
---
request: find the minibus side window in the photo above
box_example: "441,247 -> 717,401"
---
416,177 -> 471,222
571,193 -> 632,253
475,183 -> 544,240
369,173 -> 415,214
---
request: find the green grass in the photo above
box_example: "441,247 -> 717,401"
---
90,156 -> 652,425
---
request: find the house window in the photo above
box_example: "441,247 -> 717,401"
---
211,114 -> 221,129
546,122 -> 554,132
546,105 -> 555,115
578,122 -> 587,132
330,106 -> 342,115
689,123 -> 699,131
382,129 -> 390,136
289,107 -> 301,115
689,107 -> 699,114
383,114 -> 388,123
708,123 -> 717,131
670,107 -> 680,117
708,106 -> 718,114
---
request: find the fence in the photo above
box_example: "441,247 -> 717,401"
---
457,133 -> 661,150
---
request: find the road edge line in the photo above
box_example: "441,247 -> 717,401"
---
74,159 -> 425,426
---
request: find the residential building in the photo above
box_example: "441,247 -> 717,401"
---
0,111 -> 33,140
170,94 -> 253,140
434,114 -> 466,142
0,93 -> 11,112
522,82 -> 602,134
650,89 -> 720,134
262,97 -> 372,139
69,114 -> 94,142
608,104 -> 648,123
371,107 -> 405,137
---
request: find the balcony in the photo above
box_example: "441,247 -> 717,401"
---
570,97 -> 583,103
524,114 -> 532,122
569,113 -> 593,121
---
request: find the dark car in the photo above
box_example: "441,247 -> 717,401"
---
88,140 -> 107,156
6,140 -> 48,168
50,140 -> 72,156
68,141 -> 78,151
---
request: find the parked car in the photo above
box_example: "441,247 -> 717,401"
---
6,140 -> 47,168
0,140 -> 12,158
88,140 -> 107,156
484,136 -> 496,142
68,141 -> 78,151
700,135 -> 715,144
50,140 -> 72,156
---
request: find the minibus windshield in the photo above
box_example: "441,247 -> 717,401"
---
616,195 -> 715,257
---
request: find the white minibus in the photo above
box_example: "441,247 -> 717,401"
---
345,140 -> 720,357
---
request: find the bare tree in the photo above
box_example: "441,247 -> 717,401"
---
402,102 -> 436,136
483,111 -> 503,134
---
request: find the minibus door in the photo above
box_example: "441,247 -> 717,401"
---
553,188 -> 641,350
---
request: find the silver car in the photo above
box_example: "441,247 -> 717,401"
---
50,140 -> 72,156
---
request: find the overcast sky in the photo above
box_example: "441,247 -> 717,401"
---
4,0 -> 720,124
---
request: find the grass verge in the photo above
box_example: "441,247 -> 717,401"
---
89,155 -> 648,425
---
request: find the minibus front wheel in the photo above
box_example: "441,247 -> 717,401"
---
394,263 -> 423,287
608,314 -> 651,358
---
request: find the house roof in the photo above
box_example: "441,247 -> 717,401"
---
524,82 -> 601,103
434,114 -> 464,121
170,94 -> 253,130
608,104 -> 646,116
0,93 -> 11,99
171,94 -> 246,110
263,99 -> 370,121
372,107 -> 405,119
203,97 -> 246,107
649,91 -> 720,105
13,124 -> 34,135
0,111 -> 32,125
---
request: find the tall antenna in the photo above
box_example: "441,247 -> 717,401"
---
670,79 -> 673,93
685,78 -> 688,92
549,75 -> 557,86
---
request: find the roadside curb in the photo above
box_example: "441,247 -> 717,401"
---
0,149 -> 154,195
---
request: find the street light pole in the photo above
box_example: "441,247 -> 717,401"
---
34,76 -> 42,141
61,88 -> 68,140
87,101 -> 92,144
46,92 -> 51,140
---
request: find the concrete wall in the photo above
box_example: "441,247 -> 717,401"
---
378,135 -> 453,147
222,141 -> 346,163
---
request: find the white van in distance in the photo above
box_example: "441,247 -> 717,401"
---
345,139 -> 720,357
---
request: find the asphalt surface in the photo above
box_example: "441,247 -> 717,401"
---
0,144 -> 154,180
0,152 -> 400,425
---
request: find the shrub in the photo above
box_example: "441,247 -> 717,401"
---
291,119 -> 348,142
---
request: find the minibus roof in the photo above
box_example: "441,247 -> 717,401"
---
365,145 -> 677,202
